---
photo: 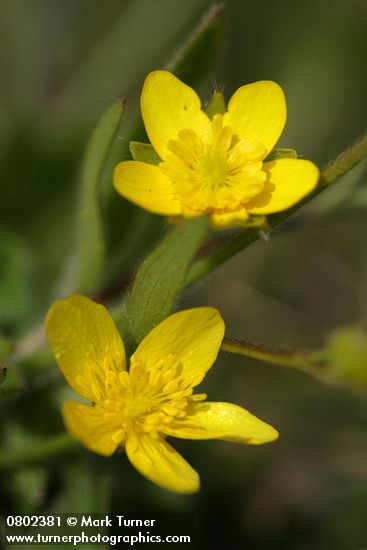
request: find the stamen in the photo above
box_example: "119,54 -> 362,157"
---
159,413 -> 173,425
91,381 -> 103,402
100,353 -> 204,441
160,114 -> 268,217
190,393 -> 207,401
112,428 -> 125,444
106,370 -> 118,385
163,380 -> 179,393
148,367 -> 161,388
128,432 -> 139,454
104,399 -> 119,411
119,371 -> 130,388
162,406 -> 180,417
171,399 -> 187,410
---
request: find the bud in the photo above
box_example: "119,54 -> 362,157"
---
324,326 -> 367,387
205,91 -> 226,119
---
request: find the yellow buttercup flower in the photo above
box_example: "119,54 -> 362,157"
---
46,295 -> 278,494
114,70 -> 319,227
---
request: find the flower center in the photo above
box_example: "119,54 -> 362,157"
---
97,355 -> 206,446
160,114 -> 268,214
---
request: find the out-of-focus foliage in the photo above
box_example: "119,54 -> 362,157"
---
1,0 -> 367,548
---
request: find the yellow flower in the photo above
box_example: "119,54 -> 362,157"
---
46,295 -> 278,494
114,70 -> 319,227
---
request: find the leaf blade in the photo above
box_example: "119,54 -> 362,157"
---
117,217 -> 208,352
73,99 -> 126,293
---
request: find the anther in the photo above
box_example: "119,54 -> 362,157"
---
162,380 -> 178,394
112,429 -> 125,444
190,393 -> 207,401
119,371 -> 130,388
91,382 -> 103,402
162,406 -> 179,417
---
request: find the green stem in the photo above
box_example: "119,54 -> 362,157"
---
221,337 -> 325,375
165,3 -> 225,73
187,129 -> 367,285
0,433 -> 76,470
322,130 -> 367,184
187,228 -> 262,285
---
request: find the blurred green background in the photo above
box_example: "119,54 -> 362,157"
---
1,0 -> 367,548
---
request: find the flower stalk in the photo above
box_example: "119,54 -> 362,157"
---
321,130 -> 367,185
221,338 -> 325,375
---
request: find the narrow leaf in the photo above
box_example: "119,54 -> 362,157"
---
73,99 -> 126,292
118,217 -> 208,352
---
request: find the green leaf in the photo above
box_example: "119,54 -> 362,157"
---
130,141 -> 161,165
117,216 -> 209,352
72,99 -> 126,293
0,365 -> 7,385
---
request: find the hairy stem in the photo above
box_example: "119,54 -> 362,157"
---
221,337 -> 325,375
322,131 -> 367,184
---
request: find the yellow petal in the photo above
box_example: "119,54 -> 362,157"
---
114,160 -> 182,215
223,81 -> 286,155
141,70 -> 210,160
46,294 -> 126,402
246,158 -> 319,214
132,308 -> 225,386
126,433 -> 199,494
163,402 -> 278,444
63,401 -> 118,456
